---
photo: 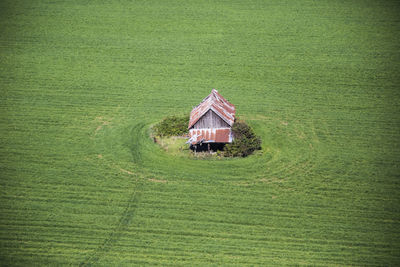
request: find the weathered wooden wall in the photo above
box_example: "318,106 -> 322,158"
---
192,110 -> 229,129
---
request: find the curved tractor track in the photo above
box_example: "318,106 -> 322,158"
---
80,116 -> 322,265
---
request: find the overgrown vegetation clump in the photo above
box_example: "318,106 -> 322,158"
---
153,116 -> 261,158
224,120 -> 262,157
153,115 -> 189,137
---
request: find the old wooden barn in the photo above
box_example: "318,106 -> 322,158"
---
187,89 -> 236,151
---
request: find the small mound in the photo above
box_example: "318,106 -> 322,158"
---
152,115 -> 262,158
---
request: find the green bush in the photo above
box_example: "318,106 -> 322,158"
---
224,120 -> 261,157
153,115 -> 189,137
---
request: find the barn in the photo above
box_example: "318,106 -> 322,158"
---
187,89 -> 236,151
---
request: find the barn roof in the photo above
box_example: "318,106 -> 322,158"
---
188,89 -> 236,129
188,128 -> 232,145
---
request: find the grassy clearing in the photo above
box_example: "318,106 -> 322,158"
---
154,136 -> 191,157
1,0 -> 399,266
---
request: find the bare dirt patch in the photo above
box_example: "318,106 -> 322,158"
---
232,181 -> 250,187
259,177 -> 284,184
148,178 -> 167,183
96,121 -> 110,133
120,168 -> 134,175
94,116 -> 112,134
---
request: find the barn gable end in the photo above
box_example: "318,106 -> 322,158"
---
192,110 -> 230,129
188,89 -> 235,130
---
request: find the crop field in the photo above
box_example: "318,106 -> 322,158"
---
1,0 -> 399,265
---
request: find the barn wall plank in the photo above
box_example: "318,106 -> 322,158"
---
193,110 -> 229,129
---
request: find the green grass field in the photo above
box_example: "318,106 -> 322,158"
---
1,0 -> 399,265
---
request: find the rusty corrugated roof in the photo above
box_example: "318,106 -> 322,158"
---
188,128 -> 232,145
188,89 -> 236,129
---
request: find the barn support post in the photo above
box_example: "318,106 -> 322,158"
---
208,143 -> 210,153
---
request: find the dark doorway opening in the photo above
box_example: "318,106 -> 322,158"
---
190,143 -> 226,152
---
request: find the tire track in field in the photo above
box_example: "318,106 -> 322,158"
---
79,181 -> 143,266
79,118 -> 320,265
80,123 -> 147,266
79,185 -> 142,266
